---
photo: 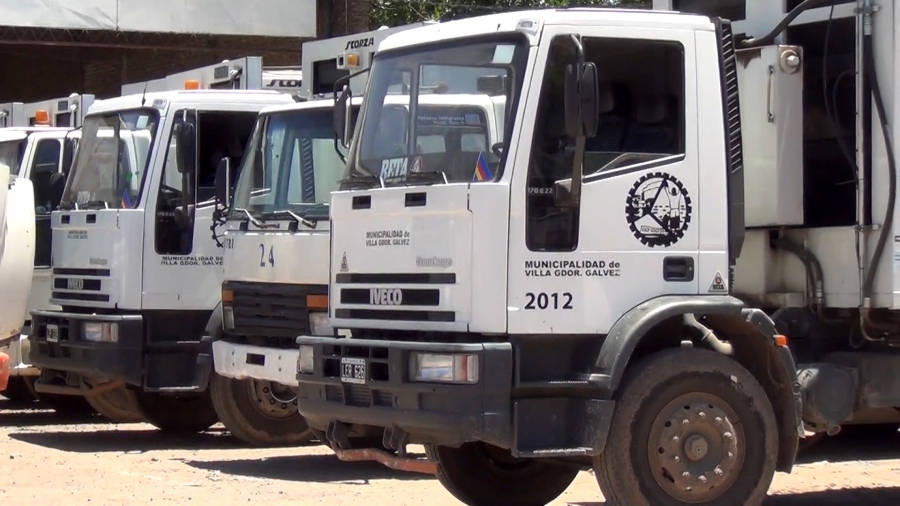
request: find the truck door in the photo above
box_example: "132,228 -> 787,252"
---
26,137 -> 67,268
144,108 -> 257,311
507,25 -> 700,334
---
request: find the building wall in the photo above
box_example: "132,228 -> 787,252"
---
0,0 -> 371,101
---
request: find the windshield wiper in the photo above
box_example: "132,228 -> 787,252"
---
234,208 -> 279,229
339,173 -> 384,190
262,209 -> 317,230
406,171 -> 449,185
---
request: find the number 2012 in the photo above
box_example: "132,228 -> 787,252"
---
524,292 -> 573,310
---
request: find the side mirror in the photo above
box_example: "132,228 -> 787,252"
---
333,86 -> 352,148
174,122 -> 196,175
215,157 -> 231,207
564,62 -> 599,139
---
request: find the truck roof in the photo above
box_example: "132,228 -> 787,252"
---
87,89 -> 295,116
378,8 -> 716,53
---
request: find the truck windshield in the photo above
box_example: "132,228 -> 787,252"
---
0,138 -> 26,175
60,109 -> 159,210
347,35 -> 528,186
232,106 -> 359,221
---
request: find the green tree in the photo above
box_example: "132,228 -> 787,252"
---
370,0 -> 653,29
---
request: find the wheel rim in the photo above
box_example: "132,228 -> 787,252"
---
246,379 -> 297,420
647,392 -> 745,503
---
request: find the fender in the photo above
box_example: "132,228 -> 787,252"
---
194,301 -> 224,391
589,294 -> 746,395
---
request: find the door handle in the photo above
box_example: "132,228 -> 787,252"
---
663,256 -> 694,282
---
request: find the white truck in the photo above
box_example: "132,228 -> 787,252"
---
27,89 -> 295,431
0,94 -> 95,410
290,2 -> 899,504
207,87 -> 507,447
0,163 -> 36,394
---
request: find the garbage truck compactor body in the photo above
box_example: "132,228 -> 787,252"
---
292,1 -> 900,504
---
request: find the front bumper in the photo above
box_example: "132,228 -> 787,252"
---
0,334 -> 39,376
213,340 -> 299,387
29,310 -> 143,386
294,335 -> 615,455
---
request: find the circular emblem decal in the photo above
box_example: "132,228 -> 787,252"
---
625,171 -> 692,248
410,156 -> 423,174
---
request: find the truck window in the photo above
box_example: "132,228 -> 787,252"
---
526,35 -> 685,252
155,110 -> 257,255
0,139 -> 25,176
30,139 -> 62,213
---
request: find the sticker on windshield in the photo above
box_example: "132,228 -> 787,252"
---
381,157 -> 408,179
473,152 -> 493,182
410,156 -> 423,173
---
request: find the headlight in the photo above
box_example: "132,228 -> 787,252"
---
309,311 -> 333,336
409,353 -> 478,384
82,322 -> 118,343
297,345 -> 314,374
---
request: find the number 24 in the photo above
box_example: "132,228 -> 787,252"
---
525,292 -> 573,310
259,244 -> 274,267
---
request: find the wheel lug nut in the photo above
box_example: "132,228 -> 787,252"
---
674,456 -> 680,462
698,475 -> 707,483
682,418 -> 690,426
682,471 -> 690,478
723,431 -> 733,440
714,416 -> 723,425
714,467 -> 723,476
699,411 -> 706,418
727,451 -> 734,459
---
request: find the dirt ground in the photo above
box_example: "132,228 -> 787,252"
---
2,395 -> 900,505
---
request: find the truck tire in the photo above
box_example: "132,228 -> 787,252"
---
425,442 -> 579,506
1,377 -> 38,402
132,390 -> 219,433
594,348 -> 779,506
210,373 -> 314,446
85,385 -> 144,423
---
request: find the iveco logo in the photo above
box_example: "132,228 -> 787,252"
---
370,288 -> 401,305
66,278 -> 84,290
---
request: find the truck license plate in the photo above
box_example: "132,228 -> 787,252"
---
46,324 -> 59,343
340,357 -> 366,385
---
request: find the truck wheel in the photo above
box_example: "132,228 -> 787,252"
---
1,377 -> 38,402
132,390 -> 219,433
210,373 -> 313,446
85,385 -> 144,423
425,442 -> 579,506
594,348 -> 778,506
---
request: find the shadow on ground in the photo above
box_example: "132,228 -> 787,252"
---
183,453 -> 433,484
6,427 -> 249,453
795,424 -> 900,464
0,398 -> 96,427
570,488 -> 900,506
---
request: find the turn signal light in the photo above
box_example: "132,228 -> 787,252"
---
34,109 -> 50,125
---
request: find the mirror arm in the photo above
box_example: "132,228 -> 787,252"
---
571,136 -> 585,206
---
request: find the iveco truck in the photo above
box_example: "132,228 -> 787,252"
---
28,89 -> 295,431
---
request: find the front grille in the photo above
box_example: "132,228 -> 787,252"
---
227,282 -> 327,348
51,267 -> 111,303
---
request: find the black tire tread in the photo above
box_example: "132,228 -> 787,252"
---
132,390 -> 219,433
85,385 -> 144,423
209,373 -> 313,447
594,348 -> 778,506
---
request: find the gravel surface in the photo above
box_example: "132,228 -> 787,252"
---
2,395 -> 900,505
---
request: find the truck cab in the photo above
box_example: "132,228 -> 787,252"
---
28,90 -> 295,431
295,8 -> 806,506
